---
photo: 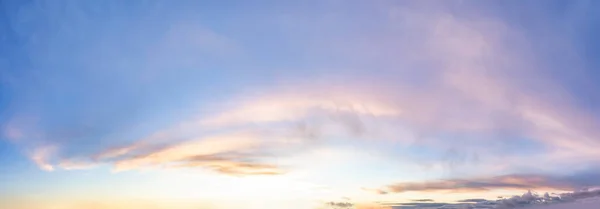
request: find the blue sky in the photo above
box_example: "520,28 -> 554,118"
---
2,1 -> 600,209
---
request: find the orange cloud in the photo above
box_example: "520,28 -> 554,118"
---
171,153 -> 284,176
58,130 -> 294,176
111,132 -> 265,172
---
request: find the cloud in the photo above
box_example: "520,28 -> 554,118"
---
171,153 -> 284,176
29,146 -> 57,171
94,142 -> 146,160
377,174 -> 593,194
390,202 -> 451,208
92,126 -> 202,161
362,187 -> 389,195
411,199 -> 435,202
199,88 -> 400,133
56,129 -> 301,176
324,201 -> 353,209
110,131 -> 265,172
322,201 -> 393,209
366,169 -> 600,208
494,189 -> 600,208
457,199 -> 489,203
43,87 -> 403,176
372,189 -> 600,209
58,159 -> 98,170
378,200 -> 491,209
55,83 -> 410,175
495,191 -> 544,208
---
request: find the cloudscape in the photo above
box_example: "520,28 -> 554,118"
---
2,1 -> 600,209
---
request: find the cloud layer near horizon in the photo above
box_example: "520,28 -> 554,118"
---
376,173 -> 600,194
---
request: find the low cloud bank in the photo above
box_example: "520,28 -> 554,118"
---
375,189 -> 600,209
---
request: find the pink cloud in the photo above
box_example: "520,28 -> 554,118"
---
30,146 -> 57,172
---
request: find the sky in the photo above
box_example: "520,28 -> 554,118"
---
1,0 -> 600,209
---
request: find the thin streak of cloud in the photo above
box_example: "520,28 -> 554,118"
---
173,153 -> 284,176
411,199 -> 435,202
377,174 -> 587,194
93,140 -> 152,161
392,202 -> 450,207
457,199 -> 489,203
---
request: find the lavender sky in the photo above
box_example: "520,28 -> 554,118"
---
2,0 -> 600,209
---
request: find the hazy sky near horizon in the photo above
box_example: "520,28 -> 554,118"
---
2,0 -> 600,209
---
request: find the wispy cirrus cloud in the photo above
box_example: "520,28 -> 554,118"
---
410,199 -> 434,202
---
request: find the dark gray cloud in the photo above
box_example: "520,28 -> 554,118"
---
558,189 -> 600,202
324,201 -> 353,209
493,189 -> 600,208
374,189 -> 600,209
